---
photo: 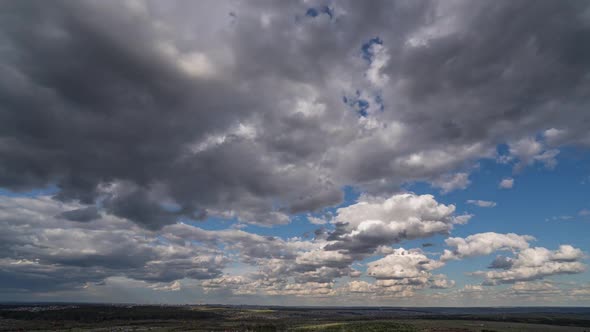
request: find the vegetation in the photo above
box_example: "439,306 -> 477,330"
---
293,321 -> 417,331
1,304 -> 589,331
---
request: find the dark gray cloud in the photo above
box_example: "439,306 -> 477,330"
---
0,0 -> 331,227
2,0 -> 590,229
59,206 -> 100,222
489,256 -> 514,270
0,196 -> 229,293
0,260 -> 110,293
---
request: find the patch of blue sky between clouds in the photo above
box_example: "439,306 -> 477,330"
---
338,37 -> 389,118
342,93 -> 370,117
400,147 -> 590,287
342,90 -> 384,117
407,146 -> 590,247
305,6 -> 333,19
361,37 -> 384,63
0,184 -> 59,197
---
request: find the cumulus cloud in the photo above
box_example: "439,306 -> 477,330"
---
364,248 -> 454,292
474,245 -> 586,285
0,192 -> 466,298
340,280 -> 414,298
166,194 -> 464,297
367,248 -> 444,280
430,274 -> 456,289
339,248 -> 454,298
0,194 -> 584,303
326,193 -> 469,255
441,232 -> 534,261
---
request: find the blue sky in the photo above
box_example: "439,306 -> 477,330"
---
1,0 -> 590,306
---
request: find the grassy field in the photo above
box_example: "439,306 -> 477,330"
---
405,319 -> 589,332
1,318 -> 589,331
293,321 -> 417,331
1,305 -> 589,331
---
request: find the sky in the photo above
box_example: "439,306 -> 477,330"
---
1,0 -> 590,306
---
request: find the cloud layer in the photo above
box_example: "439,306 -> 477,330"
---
2,0 -> 590,229
0,0 -> 589,304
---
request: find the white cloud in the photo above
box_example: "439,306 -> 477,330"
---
544,128 -> 568,146
466,200 -> 497,208
295,250 -> 352,267
150,280 -> 181,291
367,248 -> 444,280
327,193 -> 470,255
345,280 -> 375,294
474,245 -> 585,285
461,284 -> 484,293
432,173 -> 471,193
307,215 -> 328,225
508,137 -> 559,171
441,232 -> 534,261
366,42 -> 390,87
430,274 -> 456,289
509,281 -> 559,296
499,178 -> 514,189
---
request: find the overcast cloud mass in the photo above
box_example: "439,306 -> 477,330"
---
1,0 -> 590,305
